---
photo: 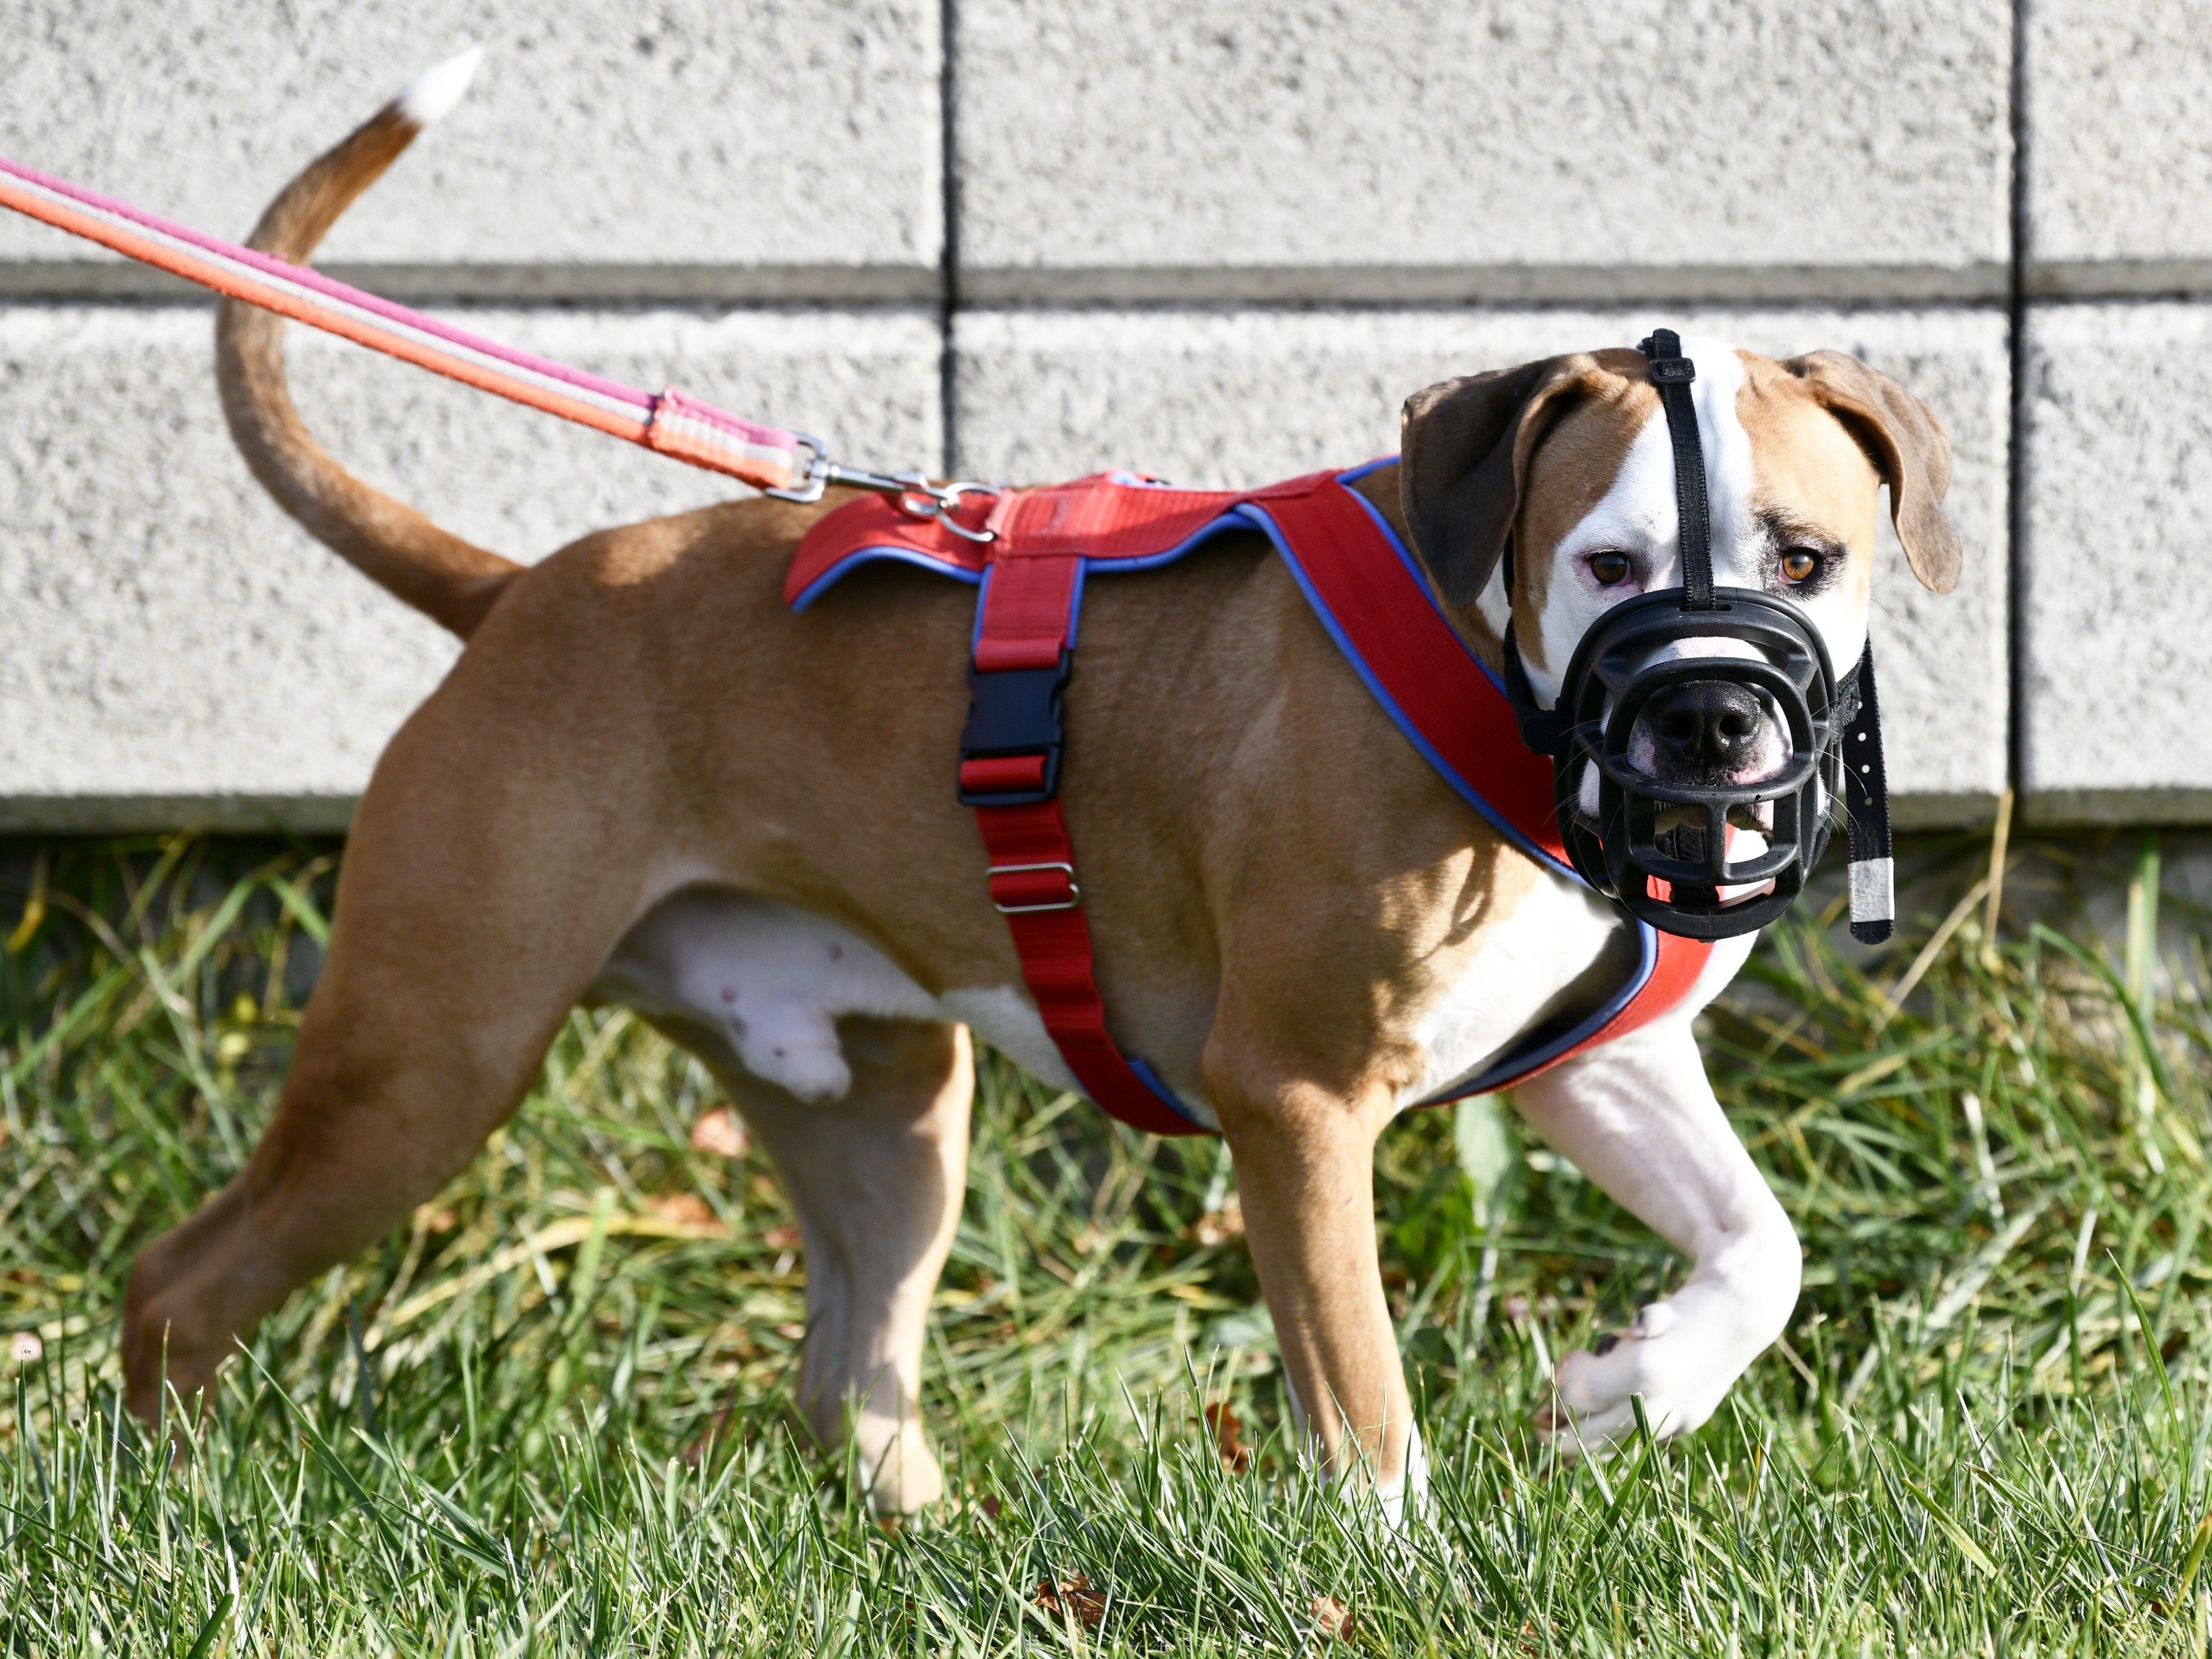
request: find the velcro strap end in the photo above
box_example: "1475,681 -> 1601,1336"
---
1849,855 -> 1895,924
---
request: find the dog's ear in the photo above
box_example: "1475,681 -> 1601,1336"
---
1398,356 -> 1604,608
1782,350 -> 1963,594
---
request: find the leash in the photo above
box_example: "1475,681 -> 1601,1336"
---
0,152 -> 991,528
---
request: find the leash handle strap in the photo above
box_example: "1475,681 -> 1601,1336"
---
1640,329 -> 1717,610
0,152 -> 805,493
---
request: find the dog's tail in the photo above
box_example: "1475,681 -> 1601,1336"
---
215,45 -> 521,639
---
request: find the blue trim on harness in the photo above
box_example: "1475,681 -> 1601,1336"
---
958,513 -> 1258,660
791,545 -> 981,613
1263,468 -> 1664,1103
1335,454 -> 1398,486
1245,499 -> 1566,879
1127,1056 -> 1195,1123
1420,926 -> 1658,1105
1335,480 -> 1515,699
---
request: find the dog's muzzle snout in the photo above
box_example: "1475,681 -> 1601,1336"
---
1644,679 -> 1769,780
1523,589 -> 1845,939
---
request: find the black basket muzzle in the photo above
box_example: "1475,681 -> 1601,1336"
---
1546,585 -> 1847,939
1498,329 -> 1895,945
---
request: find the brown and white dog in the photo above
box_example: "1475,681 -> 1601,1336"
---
121,58 -> 1963,1517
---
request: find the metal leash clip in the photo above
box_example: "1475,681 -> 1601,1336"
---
764,434 -> 1002,544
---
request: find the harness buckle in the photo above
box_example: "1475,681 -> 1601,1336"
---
957,651 -> 1071,807
1647,356 -> 1697,384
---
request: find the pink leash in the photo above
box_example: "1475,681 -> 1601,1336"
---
0,152 -> 992,524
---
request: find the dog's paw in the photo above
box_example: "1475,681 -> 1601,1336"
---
1531,1300 -> 1729,1458
1531,1250 -> 1799,1459
855,1414 -> 945,1517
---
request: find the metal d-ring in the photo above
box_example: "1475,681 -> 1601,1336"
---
899,479 -> 1001,544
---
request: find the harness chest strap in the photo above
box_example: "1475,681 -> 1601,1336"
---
955,529 -> 1196,1137
789,469 -> 1716,1137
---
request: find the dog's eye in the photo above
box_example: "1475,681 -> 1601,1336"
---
1588,551 -> 1632,587
1779,548 -> 1821,585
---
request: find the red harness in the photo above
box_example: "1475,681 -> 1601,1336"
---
787,463 -> 1713,1136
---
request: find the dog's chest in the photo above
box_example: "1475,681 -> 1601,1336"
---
1396,867 -> 1627,1109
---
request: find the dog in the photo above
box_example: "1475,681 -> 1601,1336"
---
120,58 -> 1963,1518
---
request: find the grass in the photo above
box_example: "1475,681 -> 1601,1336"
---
4,830 -> 2212,1653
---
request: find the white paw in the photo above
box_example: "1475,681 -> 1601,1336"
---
1532,1291 -> 1755,1458
853,1412 -> 944,1516
1375,1420 -> 1429,1530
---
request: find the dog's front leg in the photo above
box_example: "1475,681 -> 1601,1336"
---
1211,1071 -> 1420,1517
1511,1014 -> 1801,1453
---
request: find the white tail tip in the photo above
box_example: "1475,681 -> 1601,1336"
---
396,43 -> 484,128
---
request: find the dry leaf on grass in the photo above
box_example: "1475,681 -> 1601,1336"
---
1309,1593 -> 1354,1641
1192,1195 -> 1244,1246
689,1107 -> 749,1159
1204,1401 -> 1253,1473
761,1224 -> 803,1251
648,1193 -> 724,1231
1036,1575 -> 1106,1628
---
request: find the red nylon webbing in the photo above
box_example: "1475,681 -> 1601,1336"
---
1258,484 -> 1568,861
969,798 -> 1198,1137
975,550 -> 1082,672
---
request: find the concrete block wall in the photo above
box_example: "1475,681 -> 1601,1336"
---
0,1 -> 2201,831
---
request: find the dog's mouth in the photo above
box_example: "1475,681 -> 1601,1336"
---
1651,804 -> 1777,904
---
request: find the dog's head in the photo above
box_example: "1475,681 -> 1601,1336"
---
1398,339 -> 1960,832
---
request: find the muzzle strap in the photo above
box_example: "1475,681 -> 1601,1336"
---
1840,643 -> 1894,944
1640,330 -> 1716,610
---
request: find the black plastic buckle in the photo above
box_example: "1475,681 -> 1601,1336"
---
1648,356 -> 1696,384
957,650 -> 1071,806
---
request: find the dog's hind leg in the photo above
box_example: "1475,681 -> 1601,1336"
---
121,708 -> 655,1424
1511,1012 -> 1802,1455
706,1017 -> 972,1515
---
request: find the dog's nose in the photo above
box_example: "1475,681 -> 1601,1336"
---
1647,681 -> 1764,774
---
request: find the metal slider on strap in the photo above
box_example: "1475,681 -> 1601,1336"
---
987,860 -> 1081,914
